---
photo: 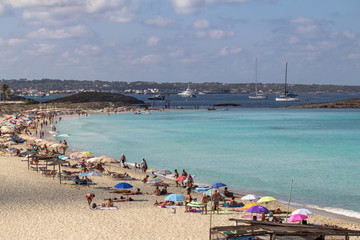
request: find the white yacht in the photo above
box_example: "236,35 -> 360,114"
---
178,86 -> 196,98
275,62 -> 300,102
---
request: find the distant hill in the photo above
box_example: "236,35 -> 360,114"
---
45,92 -> 144,105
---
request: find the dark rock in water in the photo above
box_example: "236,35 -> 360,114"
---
213,103 -> 240,107
45,92 -> 144,104
288,98 -> 360,108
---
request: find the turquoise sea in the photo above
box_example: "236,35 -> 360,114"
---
55,95 -> 360,220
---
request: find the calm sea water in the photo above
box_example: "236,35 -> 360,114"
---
54,94 -> 360,219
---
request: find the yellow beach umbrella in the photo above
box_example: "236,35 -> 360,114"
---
241,203 -> 258,210
257,196 -> 277,203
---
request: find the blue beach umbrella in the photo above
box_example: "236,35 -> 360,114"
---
58,155 -> 69,160
212,183 -> 226,188
114,182 -> 133,189
164,194 -> 186,202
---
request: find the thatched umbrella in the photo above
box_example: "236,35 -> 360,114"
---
48,159 -> 69,184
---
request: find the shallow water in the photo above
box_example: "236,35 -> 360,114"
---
55,106 -> 360,219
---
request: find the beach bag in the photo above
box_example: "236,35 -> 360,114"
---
91,203 -> 97,209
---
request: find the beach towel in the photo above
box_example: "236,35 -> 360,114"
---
223,203 -> 243,208
242,214 -> 262,219
94,206 -> 118,210
158,205 -> 180,208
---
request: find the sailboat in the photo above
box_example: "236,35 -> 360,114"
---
275,62 -> 300,102
249,58 -> 267,99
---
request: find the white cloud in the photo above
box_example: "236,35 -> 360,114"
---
195,29 -> 234,39
347,53 -> 360,59
192,19 -> 209,30
169,49 -> 184,57
27,25 -> 90,39
295,24 -> 318,34
171,0 -> 205,15
75,44 -> 101,56
7,38 -> 27,46
290,17 -> 314,25
144,16 -> 175,27
343,31 -> 355,40
209,29 -> 234,39
0,3 -> 8,16
139,54 -> 162,64
5,0 -> 139,26
219,46 -> 242,56
147,36 -> 160,46
24,43 -> 57,55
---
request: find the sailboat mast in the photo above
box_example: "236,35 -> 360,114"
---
255,58 -> 258,94
284,62 -> 288,97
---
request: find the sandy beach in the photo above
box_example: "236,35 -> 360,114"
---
1,110 -> 360,240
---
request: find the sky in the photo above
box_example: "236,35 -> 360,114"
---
0,0 -> 359,85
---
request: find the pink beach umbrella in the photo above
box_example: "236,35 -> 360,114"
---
287,214 -> 308,222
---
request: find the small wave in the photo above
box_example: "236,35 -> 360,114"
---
307,204 -> 360,219
58,134 -> 71,137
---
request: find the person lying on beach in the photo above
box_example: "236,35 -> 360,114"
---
112,173 -> 129,179
154,200 -> 176,206
105,198 -> 114,207
271,208 -> 288,214
123,188 -> 142,195
228,197 -> 240,206
86,193 -> 95,206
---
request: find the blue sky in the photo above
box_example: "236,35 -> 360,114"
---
0,0 -> 359,85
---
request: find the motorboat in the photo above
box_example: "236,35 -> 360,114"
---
148,93 -> 165,100
178,86 -> 196,98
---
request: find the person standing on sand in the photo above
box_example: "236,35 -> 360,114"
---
212,189 -> 221,214
141,158 -> 148,173
174,169 -> 179,187
86,193 -> 95,206
201,193 -> 209,215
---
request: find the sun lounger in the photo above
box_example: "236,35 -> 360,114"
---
223,203 -> 244,208
242,214 -> 262,219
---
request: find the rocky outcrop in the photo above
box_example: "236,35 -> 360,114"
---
289,98 -> 360,108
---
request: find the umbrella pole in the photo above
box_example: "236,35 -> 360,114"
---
27,155 -> 30,170
53,165 -> 55,180
209,187 -> 213,240
286,178 -> 294,222
59,164 -> 61,184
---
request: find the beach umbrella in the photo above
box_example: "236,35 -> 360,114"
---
212,183 -> 226,188
86,157 -> 100,163
114,182 -> 133,189
156,170 -> 172,175
246,205 -> 269,214
58,155 -> 69,160
287,214 -> 308,223
79,172 -> 102,177
241,203 -> 259,210
176,176 -> 187,181
146,179 -> 163,185
292,208 -> 313,216
241,194 -> 260,201
164,193 -> 186,202
146,168 -> 158,173
194,185 -> 210,193
100,156 -> 119,164
257,196 -> 277,203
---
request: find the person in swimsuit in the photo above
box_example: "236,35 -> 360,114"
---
212,190 -> 221,214
85,193 -> 95,206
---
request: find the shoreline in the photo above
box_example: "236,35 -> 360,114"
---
50,111 -> 360,226
1,108 -> 360,239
